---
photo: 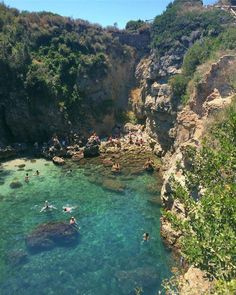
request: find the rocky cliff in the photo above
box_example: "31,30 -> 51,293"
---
0,5 -> 150,145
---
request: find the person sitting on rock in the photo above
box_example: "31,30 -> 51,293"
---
129,135 -> 133,144
143,232 -> 150,241
25,173 -> 29,183
112,162 -> 121,173
40,200 -> 57,212
70,216 -> 78,226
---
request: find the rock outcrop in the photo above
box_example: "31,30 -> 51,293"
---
52,156 -> 65,165
160,55 -> 236,250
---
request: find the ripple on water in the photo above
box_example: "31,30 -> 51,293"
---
0,157 -> 172,295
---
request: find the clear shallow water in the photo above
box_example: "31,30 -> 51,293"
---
0,158 -> 172,295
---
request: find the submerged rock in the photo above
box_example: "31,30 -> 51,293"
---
115,266 -> 159,294
7,250 -> 28,266
52,156 -> 65,165
18,164 -> 26,168
25,222 -> 79,253
102,179 -> 125,193
10,180 -> 23,189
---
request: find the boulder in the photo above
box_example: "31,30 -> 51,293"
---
0,146 -> 16,160
10,180 -> 23,189
18,164 -> 26,169
179,266 -> 214,295
52,156 -> 65,165
84,144 -> 100,157
7,250 -> 28,266
71,151 -> 84,162
26,222 -> 79,253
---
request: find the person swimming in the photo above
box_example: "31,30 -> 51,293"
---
34,170 -> 40,176
69,216 -> 78,226
63,206 -> 77,213
40,200 -> 57,212
25,173 -> 29,182
143,232 -> 150,241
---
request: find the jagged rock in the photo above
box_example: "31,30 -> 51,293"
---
0,146 -> 16,160
123,123 -> 144,134
161,218 -> 182,249
10,180 -> 23,189
71,151 -> 84,162
179,266 -> 214,295
52,156 -> 65,165
115,267 -> 159,295
153,143 -> 164,157
25,222 -> 79,253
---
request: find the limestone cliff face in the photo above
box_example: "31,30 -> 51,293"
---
160,54 -> 236,250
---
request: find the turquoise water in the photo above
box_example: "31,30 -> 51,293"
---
0,157 -> 172,295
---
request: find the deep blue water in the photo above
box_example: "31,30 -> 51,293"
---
0,158 -> 172,295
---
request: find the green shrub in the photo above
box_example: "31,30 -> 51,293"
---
163,103 -> 236,281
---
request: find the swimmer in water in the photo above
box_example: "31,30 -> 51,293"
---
143,232 -> 150,241
40,200 -> 57,212
69,216 -> 78,226
25,173 -> 29,182
63,206 -> 77,213
35,170 -> 40,176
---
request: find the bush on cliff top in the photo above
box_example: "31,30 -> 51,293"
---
0,3 -> 132,126
151,1 -> 233,56
169,26 -> 236,103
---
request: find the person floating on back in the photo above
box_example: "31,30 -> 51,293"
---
40,200 -> 57,212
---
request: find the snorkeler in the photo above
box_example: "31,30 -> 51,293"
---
40,200 -> 57,212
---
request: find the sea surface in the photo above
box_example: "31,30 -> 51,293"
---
0,157 -> 172,295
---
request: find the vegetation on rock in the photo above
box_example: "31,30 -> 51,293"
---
163,100 -> 236,291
